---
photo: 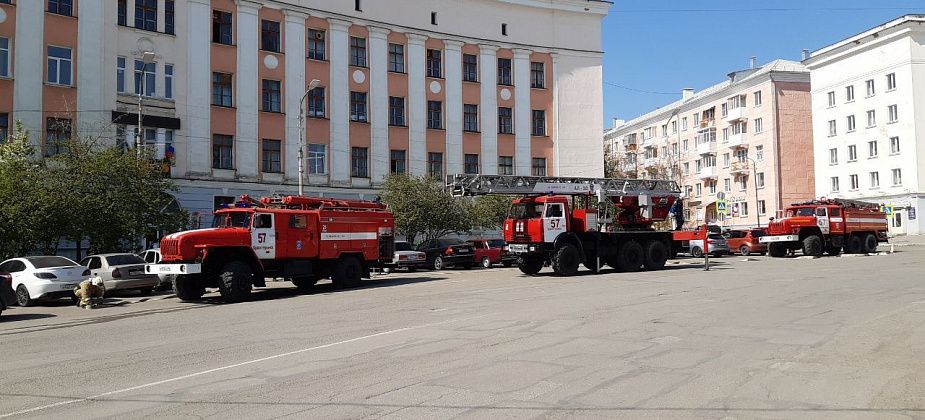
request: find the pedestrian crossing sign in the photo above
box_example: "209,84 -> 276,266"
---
717,200 -> 728,215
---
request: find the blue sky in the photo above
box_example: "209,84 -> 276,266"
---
601,1 -> 925,128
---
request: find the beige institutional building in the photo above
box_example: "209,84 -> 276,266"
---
604,60 -> 816,230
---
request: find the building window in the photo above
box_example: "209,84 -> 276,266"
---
498,156 -> 513,175
165,0 -> 175,34
430,11 -> 437,25
0,37 -> 6,77
307,87 -> 325,117
134,59 -> 156,96
530,62 -> 545,88
827,91 -> 835,107
683,139 -> 688,151
48,0 -> 73,16
164,64 -> 174,99
737,177 -> 747,191
462,104 -> 479,132
866,110 -> 876,127
501,23 -> 508,36
845,85 -> 854,102
890,136 -> 900,155
388,43 -> 404,72
47,46 -> 73,86
865,79 -> 875,97
351,147 -> 369,178
350,37 -> 367,67
755,145 -> 763,161
754,91 -> 762,106
868,140 -> 878,158
350,92 -> 368,122
892,168 -> 902,186
427,101 -> 442,129
498,107 -> 513,134
846,115 -> 855,132
261,20 -> 281,52
740,202 -> 749,217
722,153 -> 730,168
308,144 -> 325,174
708,181 -> 716,194
497,58 -> 512,85
212,135 -> 234,169
756,172 -> 765,188
531,158 -> 547,176
827,120 -> 836,137
389,97 -> 405,126
531,110 -> 546,136
829,148 -> 838,165
134,0 -> 157,31
308,29 -> 325,60
886,73 -> 896,91
754,118 -> 763,134
428,152 -> 443,178
830,177 -> 840,192
849,174 -> 859,190
0,113 -> 8,144
695,183 -> 702,196
355,0 -> 362,11
261,139 -> 281,173
888,105 -> 898,123
723,178 -> 731,192
463,54 -> 478,82
262,79 -> 281,113
757,200 -> 766,215
869,171 -> 879,189
682,117 -> 688,131
213,11 -> 233,45
464,154 -> 479,174
118,0 -> 127,26
426,49 -> 442,78
212,72 -> 233,107
44,118 -> 71,157
116,57 -> 126,93
848,144 -> 857,161
390,150 -> 406,174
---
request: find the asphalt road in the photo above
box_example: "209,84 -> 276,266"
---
1,246 -> 924,419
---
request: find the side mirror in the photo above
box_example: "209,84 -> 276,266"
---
768,217 -> 775,221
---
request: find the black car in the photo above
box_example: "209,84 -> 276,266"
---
0,272 -> 16,319
417,238 -> 475,270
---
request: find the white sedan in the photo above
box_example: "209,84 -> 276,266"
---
0,256 -> 90,306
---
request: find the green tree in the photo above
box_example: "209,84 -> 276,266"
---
465,195 -> 514,233
381,174 -> 469,244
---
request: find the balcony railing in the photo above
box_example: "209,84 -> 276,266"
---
643,157 -> 659,168
730,161 -> 750,175
698,166 -> 717,179
696,141 -> 716,155
727,132 -> 748,148
724,107 -> 745,123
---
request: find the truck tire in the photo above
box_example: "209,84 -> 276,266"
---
552,244 -> 580,276
173,275 -> 204,301
616,240 -> 644,272
768,243 -> 787,258
863,233 -> 878,253
643,240 -> 668,271
802,235 -> 823,257
846,234 -> 864,254
217,261 -> 254,303
291,277 -> 318,291
333,256 -> 363,288
825,245 -> 842,256
518,256 -> 544,275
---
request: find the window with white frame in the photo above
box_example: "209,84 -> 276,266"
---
868,140 -> 878,158
308,29 -> 326,60
849,174 -> 858,190
722,153 -> 730,167
886,73 -> 896,91
116,56 -> 126,93
682,117 -> 688,130
0,37 -> 9,78
756,172 -> 765,188
758,200 -> 766,215
829,148 -> 838,165
827,91 -> 835,107
723,178 -> 731,192
846,115 -> 855,132
695,183 -> 702,196
754,118 -> 763,133
828,120 -> 836,136
754,91 -> 762,106
890,136 -> 900,154
308,144 -> 326,174
738,177 -> 747,191
708,181 -> 716,194
865,79 -> 875,96
866,110 -> 876,127
164,64 -> 174,99
848,144 -> 857,161
755,145 -> 763,161
845,85 -> 854,102
134,59 -> 156,96
740,202 -> 749,217
47,46 -> 73,86
869,171 -> 879,189
831,176 -> 840,192
888,105 -> 898,123
892,168 -> 902,186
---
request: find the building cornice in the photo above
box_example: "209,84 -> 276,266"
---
496,0 -> 612,15
806,14 -> 925,65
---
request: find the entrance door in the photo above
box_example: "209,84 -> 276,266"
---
252,212 -> 277,259
891,210 -> 906,235
543,203 -> 567,243
815,207 -> 830,235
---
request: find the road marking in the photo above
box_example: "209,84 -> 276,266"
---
0,315 -> 485,418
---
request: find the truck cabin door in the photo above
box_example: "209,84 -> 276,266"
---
287,214 -> 316,258
815,207 -> 830,235
252,212 -> 277,259
543,203 -> 567,243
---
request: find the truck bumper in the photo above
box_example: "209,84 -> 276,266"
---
507,243 -> 542,255
145,263 -> 202,275
759,235 -> 799,243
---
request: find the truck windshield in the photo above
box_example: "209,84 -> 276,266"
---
788,208 -> 815,217
211,212 -> 252,228
509,203 -> 544,219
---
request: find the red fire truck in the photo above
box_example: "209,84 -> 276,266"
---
759,198 -> 888,257
448,174 -> 681,276
145,195 -> 395,302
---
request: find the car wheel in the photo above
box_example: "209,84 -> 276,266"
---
15,284 -> 34,307
481,257 -> 491,269
739,245 -> 751,256
433,256 -> 445,271
691,246 -> 704,258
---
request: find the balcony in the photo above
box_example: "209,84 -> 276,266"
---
696,141 -> 716,155
641,137 -> 658,149
730,161 -> 750,175
643,157 -> 660,168
698,119 -> 716,129
623,138 -> 637,150
698,166 -> 717,179
724,107 -> 745,123
727,132 -> 748,149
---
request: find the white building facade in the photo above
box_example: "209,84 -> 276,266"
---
805,15 -> 925,235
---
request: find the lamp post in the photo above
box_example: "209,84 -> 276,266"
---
136,51 -> 156,157
298,79 -> 323,196
747,156 -> 761,227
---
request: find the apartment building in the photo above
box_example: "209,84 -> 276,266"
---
604,60 -> 815,230
805,15 -> 924,235
0,0 -> 609,221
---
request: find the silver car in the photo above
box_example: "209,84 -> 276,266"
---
139,249 -> 174,290
689,234 -> 731,257
80,253 -> 160,296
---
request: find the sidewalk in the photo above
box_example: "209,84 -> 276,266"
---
889,234 -> 925,246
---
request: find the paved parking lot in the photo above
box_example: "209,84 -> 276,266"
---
1,245 -> 924,419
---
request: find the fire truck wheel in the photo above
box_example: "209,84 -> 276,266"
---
768,243 -> 787,258
433,256 -> 445,271
333,256 -> 363,288
643,240 -> 668,270
801,235 -> 823,257
217,261 -> 254,303
518,256 -> 544,275
173,275 -> 204,301
825,245 -> 842,256
552,244 -> 580,276
617,241 -> 644,272
863,234 -> 879,253
846,235 -> 864,254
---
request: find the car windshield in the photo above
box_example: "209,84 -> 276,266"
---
509,203 -> 544,219
788,207 -> 816,217
395,242 -> 412,251
106,255 -> 145,266
212,211 -> 252,228
27,256 -> 78,268
488,239 -> 506,248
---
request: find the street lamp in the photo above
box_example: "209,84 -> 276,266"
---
747,156 -> 761,227
136,51 -> 156,157
298,79 -> 323,196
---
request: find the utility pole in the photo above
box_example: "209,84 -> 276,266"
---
748,156 -> 761,227
298,79 -> 323,196
136,51 -> 156,157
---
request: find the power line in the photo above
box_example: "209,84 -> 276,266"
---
612,7 -> 924,14
603,81 -> 677,95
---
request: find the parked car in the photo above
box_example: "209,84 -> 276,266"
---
0,272 -> 16,318
468,239 -> 518,268
387,241 -> 426,272
139,249 -> 174,290
0,256 -> 90,307
689,234 -> 730,257
724,228 -> 768,256
417,238 -> 475,270
79,253 -> 160,296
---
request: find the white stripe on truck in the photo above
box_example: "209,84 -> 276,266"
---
846,218 -> 888,224
321,232 -> 378,241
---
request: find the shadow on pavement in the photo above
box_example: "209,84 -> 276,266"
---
192,276 -> 449,305
0,313 -> 57,322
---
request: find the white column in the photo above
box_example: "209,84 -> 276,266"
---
125,126 -> 136,150
513,48 -> 532,175
77,0 -> 108,140
157,0 -> 166,32
407,33 -> 428,176
284,10 -> 308,181
235,0 -> 261,179
479,44 -> 499,175
551,52 -> 560,176
444,40 -> 464,176
12,0 -> 44,143
328,18 -> 352,183
185,0 -> 212,176
368,26 -> 390,183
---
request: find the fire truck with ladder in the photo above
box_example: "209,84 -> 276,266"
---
447,174 -> 682,276
145,195 -> 395,302
759,198 -> 889,257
